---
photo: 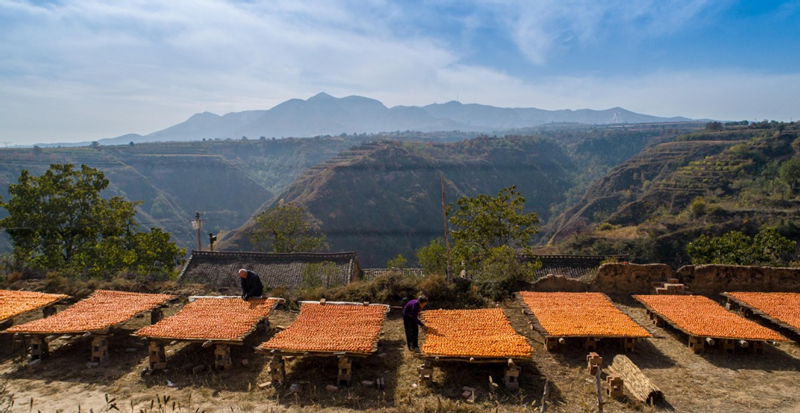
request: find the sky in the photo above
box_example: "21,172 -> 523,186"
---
1,0 -> 800,145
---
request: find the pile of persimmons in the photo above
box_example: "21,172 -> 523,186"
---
8,290 -> 175,334
519,292 -> 651,338
136,297 -> 278,341
421,308 -> 533,358
260,303 -> 386,353
728,292 -> 800,331
635,294 -> 786,341
0,290 -> 67,321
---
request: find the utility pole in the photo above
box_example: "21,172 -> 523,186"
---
191,211 -> 203,251
441,175 -> 453,282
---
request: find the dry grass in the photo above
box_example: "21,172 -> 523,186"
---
595,226 -> 642,240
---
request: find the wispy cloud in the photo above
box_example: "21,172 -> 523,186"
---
477,0 -> 723,65
0,0 -> 797,144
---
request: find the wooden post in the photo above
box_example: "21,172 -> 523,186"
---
150,308 -> 163,324
606,374 -> 624,398
545,337 -> 559,352
595,364 -> 604,413
149,341 -> 167,370
609,355 -> 663,404
258,318 -> 270,332
584,337 -> 598,352
720,339 -> 735,354
269,355 -> 285,383
622,337 -> 636,353
30,335 -> 49,361
688,336 -> 704,354
42,305 -> 57,318
649,312 -> 665,327
337,356 -> 352,386
418,359 -> 434,385
504,360 -> 521,389
748,341 -> 764,354
587,352 -> 603,375
214,344 -> 233,370
540,379 -> 550,413
441,175 -> 452,283
91,335 -> 109,363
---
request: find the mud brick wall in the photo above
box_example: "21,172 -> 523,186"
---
678,265 -> 800,294
531,274 -> 590,292
531,263 -> 673,294
591,263 -> 674,294
531,263 -> 800,294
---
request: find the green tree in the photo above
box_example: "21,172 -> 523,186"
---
472,245 -> 539,301
446,186 -> 541,299
752,227 -> 797,265
416,238 -> 448,275
687,231 -> 752,265
779,158 -> 800,194
386,253 -> 408,269
448,185 -> 540,268
249,203 -> 328,253
689,197 -> 707,218
0,164 -> 184,276
687,227 -> 796,266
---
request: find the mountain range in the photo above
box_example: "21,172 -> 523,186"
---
93,93 -> 693,146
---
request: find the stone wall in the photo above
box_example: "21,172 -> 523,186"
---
678,265 -> 800,294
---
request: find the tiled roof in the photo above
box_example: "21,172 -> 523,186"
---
363,268 -> 424,279
179,251 -> 362,291
523,254 -> 627,279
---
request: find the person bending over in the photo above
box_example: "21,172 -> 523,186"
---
402,295 -> 428,351
239,268 -> 264,301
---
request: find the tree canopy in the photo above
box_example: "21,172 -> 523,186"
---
249,203 -> 328,253
779,158 -> 800,193
448,185 -> 540,266
686,227 -> 796,266
0,164 -> 184,276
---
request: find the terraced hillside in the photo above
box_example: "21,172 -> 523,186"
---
550,122 -> 800,266
221,136 -> 588,266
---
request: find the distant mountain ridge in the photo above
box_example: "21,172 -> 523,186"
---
98,92 -> 693,145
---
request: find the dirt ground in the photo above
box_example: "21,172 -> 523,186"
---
2,294 -> 800,412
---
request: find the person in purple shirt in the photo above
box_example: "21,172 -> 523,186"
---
402,295 -> 428,351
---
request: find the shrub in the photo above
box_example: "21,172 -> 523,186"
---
6,271 -> 23,283
471,246 -> 539,301
289,272 -> 482,308
597,222 -> 618,231
689,197 -> 707,218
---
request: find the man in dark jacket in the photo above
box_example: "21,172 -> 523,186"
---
238,268 -> 264,300
402,295 -> 428,351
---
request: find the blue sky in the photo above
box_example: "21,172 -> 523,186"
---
1,0 -> 799,145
